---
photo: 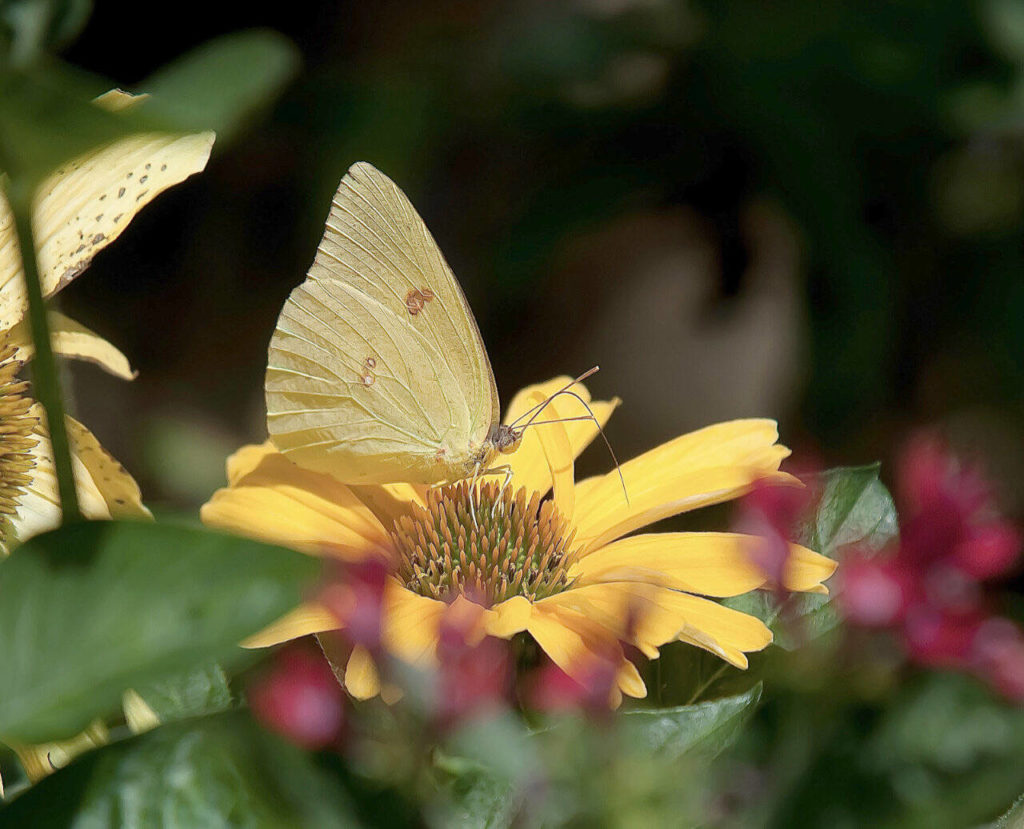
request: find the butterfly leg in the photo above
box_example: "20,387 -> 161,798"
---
491,465 -> 514,517
469,460 -> 483,529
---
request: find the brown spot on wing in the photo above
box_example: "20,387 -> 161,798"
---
405,287 -> 435,316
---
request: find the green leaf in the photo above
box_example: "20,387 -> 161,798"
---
619,682 -> 762,760
0,521 -> 319,744
140,30 -> 300,142
131,663 -> 233,725
0,711 -> 362,827
0,62 -> 152,189
0,0 -> 91,68
724,464 -> 898,647
995,792 -> 1024,829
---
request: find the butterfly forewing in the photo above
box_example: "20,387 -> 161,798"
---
266,162 -> 499,484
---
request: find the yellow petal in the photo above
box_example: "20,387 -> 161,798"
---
526,602 -> 646,702
345,645 -> 381,700
381,580 -> 446,667
445,594 -> 491,646
11,409 -> 118,545
528,390 -> 575,522
201,447 -> 392,559
7,311 -> 135,380
122,689 -> 161,734
65,414 -> 150,519
572,419 -> 795,552
226,440 -> 278,484
10,719 -> 109,782
0,126 -> 215,330
241,602 -> 339,648
502,377 -> 618,501
486,595 -> 533,638
350,481 -> 428,526
543,582 -> 772,666
573,532 -> 836,596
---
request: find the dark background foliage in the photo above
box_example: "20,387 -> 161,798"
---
52,0 -> 1024,517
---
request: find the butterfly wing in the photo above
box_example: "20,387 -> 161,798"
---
266,162 -> 499,484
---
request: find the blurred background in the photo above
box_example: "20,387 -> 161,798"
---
49,0 -> 1024,515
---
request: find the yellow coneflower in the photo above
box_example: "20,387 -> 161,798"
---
203,377 -> 836,706
0,88 -> 214,554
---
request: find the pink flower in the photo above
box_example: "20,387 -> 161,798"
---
837,556 -> 909,627
320,558 -> 389,653
248,645 -> 345,749
970,618 -> 1024,702
433,600 -> 513,726
736,477 -> 816,595
839,432 -> 1024,702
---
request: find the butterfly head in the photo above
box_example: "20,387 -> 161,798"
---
488,423 -> 523,456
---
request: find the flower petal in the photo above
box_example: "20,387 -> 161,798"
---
201,446 -> 392,559
11,411 -> 120,546
345,645 -> 382,700
0,107 -> 215,329
502,377 -> 618,501
7,311 -> 136,380
528,390 -> 575,522
572,532 -> 836,596
226,440 -> 278,485
543,582 -> 772,667
381,580 -> 447,667
241,602 -> 339,648
350,481 -> 428,526
486,595 -> 533,638
65,414 -> 150,519
526,602 -> 647,701
572,419 -> 795,552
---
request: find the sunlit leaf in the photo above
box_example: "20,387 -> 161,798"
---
0,521 -> 319,743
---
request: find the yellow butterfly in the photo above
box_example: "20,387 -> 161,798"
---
266,162 -> 572,486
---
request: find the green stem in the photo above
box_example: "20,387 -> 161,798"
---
7,180 -> 81,523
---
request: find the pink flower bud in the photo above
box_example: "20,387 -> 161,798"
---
248,646 -> 345,749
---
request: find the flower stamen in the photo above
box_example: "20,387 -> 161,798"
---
0,343 -> 37,555
391,481 -> 578,604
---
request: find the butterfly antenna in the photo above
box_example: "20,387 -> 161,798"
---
508,367 -> 602,429
517,387 -> 629,506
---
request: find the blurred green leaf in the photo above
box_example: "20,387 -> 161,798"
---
996,793 -> 1024,828
620,682 -> 762,760
436,761 -> 521,829
724,464 -> 898,647
0,0 -> 91,67
132,663 -> 233,725
438,687 -> 760,829
0,61 -> 153,189
0,521 -> 319,744
0,710 -> 361,827
140,29 -> 300,142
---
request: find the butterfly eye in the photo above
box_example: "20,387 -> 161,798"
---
499,429 -> 523,455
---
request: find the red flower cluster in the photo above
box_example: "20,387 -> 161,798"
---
434,607 -> 513,726
248,643 -> 346,749
736,477 -> 816,596
839,435 -> 1024,699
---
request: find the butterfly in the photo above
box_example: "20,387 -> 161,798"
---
265,162 -> 600,488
